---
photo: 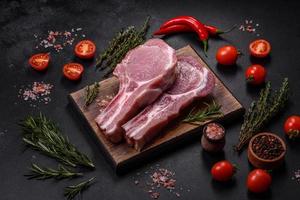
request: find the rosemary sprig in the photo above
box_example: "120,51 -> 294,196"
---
20,113 -> 95,168
25,163 -> 83,180
64,177 -> 95,200
96,16 -> 150,76
84,82 -> 100,106
183,101 -> 223,124
235,78 -> 289,152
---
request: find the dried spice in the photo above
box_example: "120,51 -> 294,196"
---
34,28 -> 85,52
252,134 -> 284,160
132,164 -> 190,199
239,19 -> 261,37
292,169 -> 300,182
151,168 -> 176,190
18,82 -> 53,106
96,95 -> 114,111
204,122 -> 225,141
0,129 -> 8,136
201,122 -> 226,152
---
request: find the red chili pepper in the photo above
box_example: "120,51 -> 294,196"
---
153,24 -> 192,35
159,16 -> 209,52
203,24 -> 236,35
205,25 -> 225,36
154,24 -> 236,36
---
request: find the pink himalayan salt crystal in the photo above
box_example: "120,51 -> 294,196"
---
19,82 -> 53,105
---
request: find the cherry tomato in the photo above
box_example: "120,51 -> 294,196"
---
29,53 -> 50,71
284,115 -> 300,138
247,169 -> 271,193
63,63 -> 84,81
245,64 -> 266,85
249,39 -> 271,58
74,40 -> 96,59
211,160 -> 236,182
216,45 -> 238,66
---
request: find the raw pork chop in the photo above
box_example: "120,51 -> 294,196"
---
123,56 -> 215,150
95,39 -> 177,143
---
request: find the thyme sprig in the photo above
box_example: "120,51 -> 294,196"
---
96,16 -> 150,76
20,113 -> 95,168
183,101 -> 223,124
25,163 -> 83,180
235,78 -> 289,152
84,82 -> 100,106
64,177 -> 95,200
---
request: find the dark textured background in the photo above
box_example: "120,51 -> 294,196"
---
1,0 -> 300,199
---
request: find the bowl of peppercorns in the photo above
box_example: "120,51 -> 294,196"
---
248,132 -> 286,170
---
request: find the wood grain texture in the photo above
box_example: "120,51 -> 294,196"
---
69,45 -> 244,171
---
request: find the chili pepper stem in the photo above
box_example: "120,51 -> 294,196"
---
216,24 -> 237,35
202,40 -> 208,55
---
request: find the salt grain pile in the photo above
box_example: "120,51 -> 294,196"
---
292,169 -> 300,183
34,28 -> 86,52
132,164 -> 190,199
18,82 -> 53,107
239,19 -> 261,37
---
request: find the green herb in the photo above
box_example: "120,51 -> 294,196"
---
235,78 -> 289,152
96,26 -> 135,68
20,113 -> 95,168
183,101 -> 223,124
84,82 -> 100,106
64,177 -> 95,200
25,163 -> 83,180
96,16 -> 150,76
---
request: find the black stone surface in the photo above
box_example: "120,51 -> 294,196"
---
1,0 -> 300,199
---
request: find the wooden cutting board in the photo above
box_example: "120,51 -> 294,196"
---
69,45 -> 244,172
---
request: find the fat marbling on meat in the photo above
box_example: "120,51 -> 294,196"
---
95,39 -> 177,143
123,56 -> 215,150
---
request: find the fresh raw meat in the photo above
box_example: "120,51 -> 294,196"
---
123,56 -> 215,150
95,39 -> 177,143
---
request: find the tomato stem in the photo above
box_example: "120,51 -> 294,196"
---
246,75 -> 254,82
202,40 -> 208,56
237,50 -> 243,56
232,164 -> 238,174
266,170 -> 273,174
288,130 -> 300,139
